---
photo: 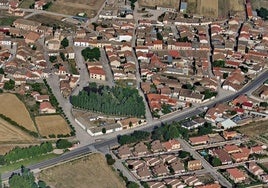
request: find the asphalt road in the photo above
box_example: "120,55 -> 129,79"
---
2,70 -> 268,182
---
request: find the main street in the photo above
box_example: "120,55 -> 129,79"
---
2,69 -> 268,184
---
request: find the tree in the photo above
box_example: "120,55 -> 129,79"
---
0,68 -> 4,74
212,60 -> 225,67
92,22 -> 99,31
129,121 -> 133,128
105,154 -> 115,165
0,155 -> 6,165
61,37 -> 69,49
156,32 -> 163,40
212,157 -> 222,167
102,127 -> 106,134
60,52 -> 66,61
43,1 -> 52,10
127,181 -> 139,188
3,79 -> 15,90
49,56 -> 57,63
81,47 -> 101,61
223,72 -> 229,79
56,139 -> 72,149
8,166 -> 46,188
257,7 -> 268,20
260,102 -> 268,108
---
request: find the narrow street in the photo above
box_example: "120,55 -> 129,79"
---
132,2 -> 153,124
71,47 -> 90,96
99,48 -> 115,87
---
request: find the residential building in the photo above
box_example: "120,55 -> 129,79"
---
187,160 -> 202,171
189,135 -> 209,146
117,145 -> 132,159
39,101 -> 56,114
89,66 -> 106,81
162,139 -> 180,151
13,19 -> 41,31
226,168 -> 246,183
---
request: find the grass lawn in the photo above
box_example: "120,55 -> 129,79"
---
19,0 -> 34,8
0,153 -> 58,174
0,16 -> 18,26
68,59 -> 79,75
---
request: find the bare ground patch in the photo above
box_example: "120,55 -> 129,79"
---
39,153 -> 125,188
35,115 -> 71,137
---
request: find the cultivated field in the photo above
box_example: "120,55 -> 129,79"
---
251,0 -> 268,10
138,0 -> 180,9
39,153 -> 125,188
0,93 -> 36,132
48,0 -> 105,18
0,118 -> 35,144
35,115 -> 71,137
187,0 -> 244,18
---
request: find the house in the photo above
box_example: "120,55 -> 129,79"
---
137,167 -> 151,179
39,101 -> 56,114
25,31 -> 40,44
248,162 -> 264,176
35,95 -> 49,102
226,168 -> 246,183
223,131 -> 238,140
223,145 -> 240,154
73,38 -> 89,47
147,181 -> 166,188
261,174 -> 268,183
196,183 -> 221,188
182,175 -> 203,186
150,140 -> 165,153
187,160 -> 202,171
153,40 -> 163,50
144,157 -> 161,167
231,152 -> 249,162
161,154 -> 177,164
171,160 -> 185,173
13,19 -> 41,31
164,179 -> 186,188
117,145 -> 132,159
189,135 -> 209,146
34,0 -> 46,10
251,145 -> 264,154
56,66 -> 67,75
242,101 -> 253,110
0,0 -> 9,6
126,160 -> 144,170
212,149 -> 232,165
162,139 -> 180,151
133,142 -> 148,156
118,117 -> 139,129
89,66 -> 106,81
260,90 -> 268,100
152,163 -> 169,176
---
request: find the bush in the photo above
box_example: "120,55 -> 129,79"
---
56,139 -> 72,149
105,154 -> 115,165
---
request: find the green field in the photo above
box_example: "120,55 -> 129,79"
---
0,153 -> 58,174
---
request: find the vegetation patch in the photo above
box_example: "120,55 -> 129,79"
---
71,83 -> 145,117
